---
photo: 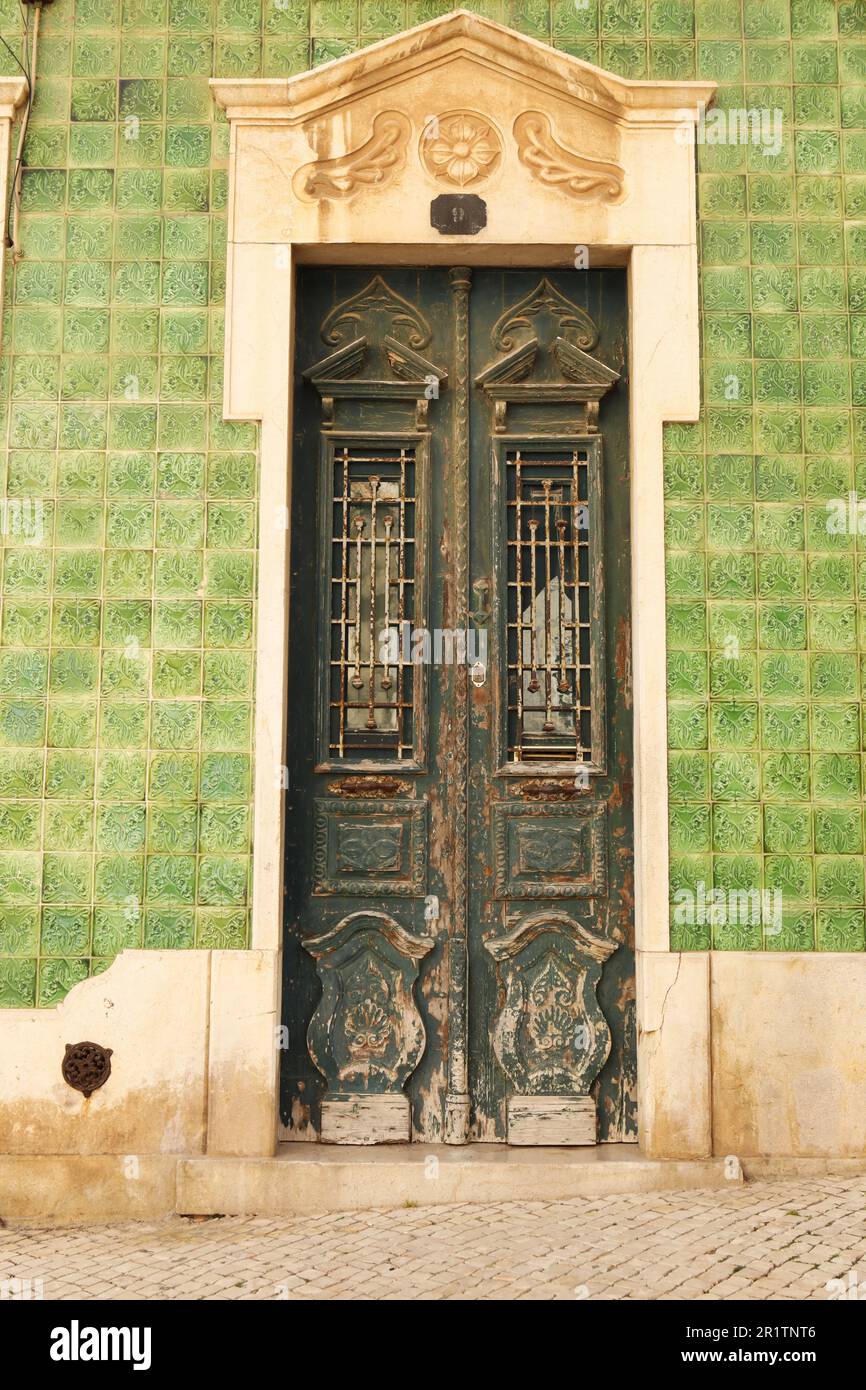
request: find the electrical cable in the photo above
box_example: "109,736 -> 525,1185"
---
4,2 -> 40,255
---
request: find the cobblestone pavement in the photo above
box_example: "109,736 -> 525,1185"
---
3,1178 -> 866,1300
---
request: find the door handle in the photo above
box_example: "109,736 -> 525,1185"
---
468,578 -> 492,686
469,577 -> 491,625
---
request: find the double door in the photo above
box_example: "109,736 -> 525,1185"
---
281,266 -> 635,1145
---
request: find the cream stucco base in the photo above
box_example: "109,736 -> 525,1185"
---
0,1155 -> 179,1225
640,951 -> 866,1161
0,950 -> 279,1160
712,954 -> 866,1159
637,951 -> 711,1159
2,1149 -> 739,1226
2,949 -> 865,1210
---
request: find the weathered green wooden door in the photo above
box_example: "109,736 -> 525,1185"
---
281,267 -> 634,1145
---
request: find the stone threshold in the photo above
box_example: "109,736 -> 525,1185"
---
1,1145 -> 736,1226
8,1148 -> 866,1226
177,1145 -> 739,1219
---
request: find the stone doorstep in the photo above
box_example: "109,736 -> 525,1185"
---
178,1147 -> 739,1220
5,1148 -> 866,1227
0,1145 -> 733,1226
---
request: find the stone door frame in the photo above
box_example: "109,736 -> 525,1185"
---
211,10 -> 717,1157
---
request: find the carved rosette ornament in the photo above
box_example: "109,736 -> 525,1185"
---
513,111 -> 625,203
419,111 -> 502,187
485,913 -> 617,1144
292,111 -> 412,201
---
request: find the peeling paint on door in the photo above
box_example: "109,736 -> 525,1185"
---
281,267 -> 635,1144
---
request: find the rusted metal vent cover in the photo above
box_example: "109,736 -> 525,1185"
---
62,1041 -> 113,1099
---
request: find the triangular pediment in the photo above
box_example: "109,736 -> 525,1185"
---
475,335 -> 619,392
302,334 -> 447,394
212,10 -> 715,126
212,11 -> 716,224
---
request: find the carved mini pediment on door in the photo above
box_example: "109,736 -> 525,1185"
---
302,274 -> 447,425
302,334 -> 447,395
475,277 -> 620,431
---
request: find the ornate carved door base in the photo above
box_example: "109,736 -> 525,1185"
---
485,913 -> 618,1146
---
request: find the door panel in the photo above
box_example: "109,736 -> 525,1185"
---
282,268 -> 455,1143
467,271 -> 634,1142
281,266 -> 634,1145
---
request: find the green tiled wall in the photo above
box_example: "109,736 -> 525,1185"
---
664,0 -> 866,954
0,0 -> 863,1004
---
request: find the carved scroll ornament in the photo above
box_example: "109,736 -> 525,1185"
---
328,776 -> 412,798
319,273 -> 432,350
489,275 -> 599,353
513,111 -> 625,203
293,111 -> 412,201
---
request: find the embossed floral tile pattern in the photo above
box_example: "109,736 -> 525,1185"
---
0,1 -> 863,1004
664,0 -> 866,955
0,0 -> 260,1007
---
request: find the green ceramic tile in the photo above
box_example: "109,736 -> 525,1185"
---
764,803 -> 812,853
38,958 -> 89,1006
143,907 -> 195,947
817,855 -> 865,911
195,908 -> 248,948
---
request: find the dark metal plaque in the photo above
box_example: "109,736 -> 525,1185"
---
430,194 -> 487,236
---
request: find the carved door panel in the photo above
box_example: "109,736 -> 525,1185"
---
282,268 -> 634,1145
467,272 -> 635,1144
282,267 -> 460,1146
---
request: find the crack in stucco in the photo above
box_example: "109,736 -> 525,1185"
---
644,952 -> 682,1037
